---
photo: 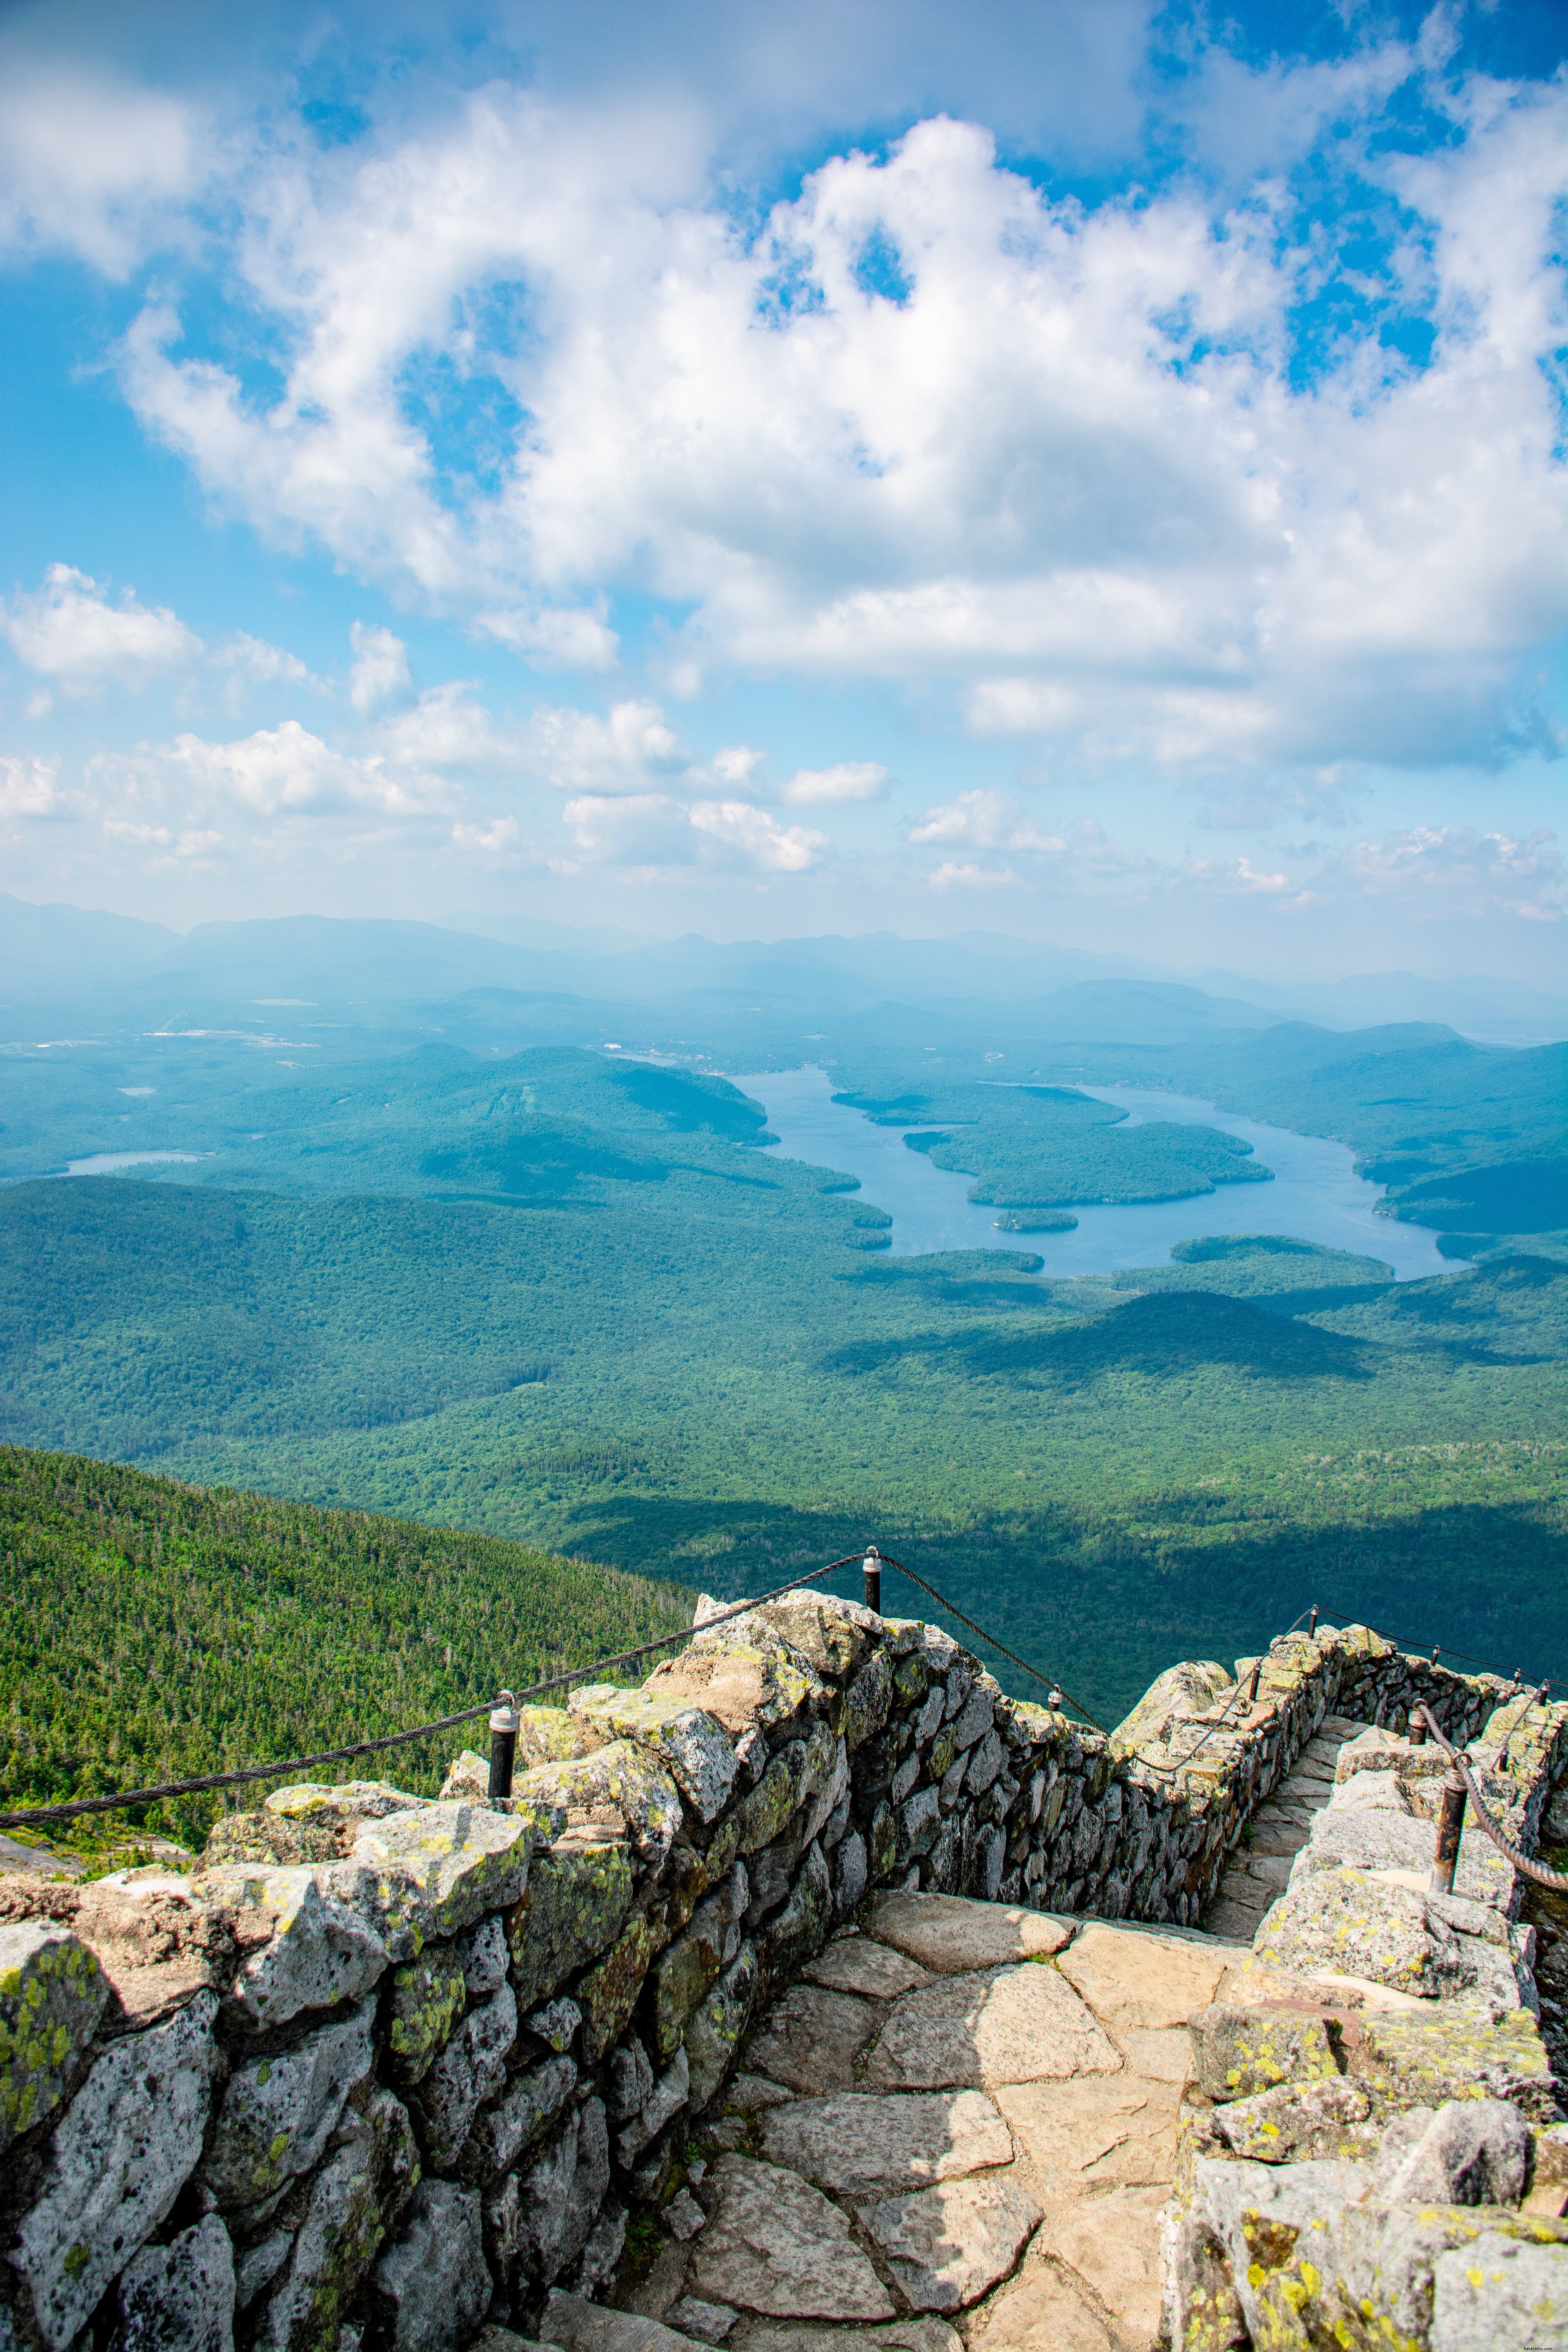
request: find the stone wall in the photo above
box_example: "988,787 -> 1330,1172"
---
0,1592 -> 1558,2352
1163,1688 -> 1568,2350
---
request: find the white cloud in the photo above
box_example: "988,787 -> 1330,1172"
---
4,564 -> 201,689
562,791 -> 826,872
929,861 -> 1022,890
476,605 -> 618,671
348,623 -> 413,716
115,720 -> 457,820
0,755 -> 64,818
688,800 -> 826,871
107,76 -> 1568,770
1331,824 -> 1564,925
214,634 -> 312,688
525,698 -> 686,793
908,789 -> 1065,853
0,61 -> 198,274
779,760 -> 888,806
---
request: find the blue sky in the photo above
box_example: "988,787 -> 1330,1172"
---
0,0 -> 1564,983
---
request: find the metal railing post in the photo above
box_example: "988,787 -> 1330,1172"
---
1430,1764 -> 1468,1893
863,1546 -> 882,1617
488,1692 -> 520,1802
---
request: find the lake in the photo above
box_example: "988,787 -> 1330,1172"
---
64,1152 -> 206,1176
730,1067 -> 1457,1281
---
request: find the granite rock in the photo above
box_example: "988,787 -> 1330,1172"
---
200,1991 -> 376,2207
686,2155 -> 894,2321
10,1993 -> 218,2352
110,2214 -> 236,2352
0,1918 -> 108,2153
862,1893 -> 1071,1975
370,2179 -> 491,2352
867,2175 -> 1043,2311
759,2089 -> 1014,2193
865,1964 -> 1120,2091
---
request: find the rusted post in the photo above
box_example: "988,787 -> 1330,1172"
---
488,1692 -> 520,1801
1307,1605 -> 1319,1639
1430,1764 -> 1468,1894
1408,1708 -> 1428,1746
862,1546 -> 882,1617
1245,1660 -> 1263,1706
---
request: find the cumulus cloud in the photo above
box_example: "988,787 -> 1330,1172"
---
524,698 -> 686,794
1331,824 -> 1564,925
908,789 -> 1066,854
103,66 -> 1568,771
116,720 -> 457,820
4,564 -> 201,689
0,61 -> 198,274
348,623 -> 413,716
562,792 -> 826,872
779,761 -> 888,806
0,755 -> 64,818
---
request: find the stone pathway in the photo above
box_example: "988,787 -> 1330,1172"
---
583,1892 -> 1254,2352
1200,1714 -> 1371,1945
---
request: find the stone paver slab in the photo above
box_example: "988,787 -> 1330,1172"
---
739,2325 -> 961,2352
746,1985 -> 880,2094
687,2157 -> 894,2321
1107,2028 -> 1191,2083
867,2175 -> 1043,2311
993,2076 -> 1183,2194
863,1894 -> 1071,1975
1035,2187 -> 1167,2350
803,1938 -> 932,2002
864,1965 -> 1120,2091
760,2090 -> 1013,2193
965,2254 -> 1120,2352
1055,1924 -> 1235,2033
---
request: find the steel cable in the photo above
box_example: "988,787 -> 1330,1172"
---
0,1553 -> 863,1831
1414,1703 -> 1568,1893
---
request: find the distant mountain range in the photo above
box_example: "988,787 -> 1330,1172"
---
2,895 -> 1562,1048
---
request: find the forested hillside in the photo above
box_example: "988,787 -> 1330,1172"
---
0,1449 -> 691,1861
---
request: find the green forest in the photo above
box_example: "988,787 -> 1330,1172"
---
1,1007 -> 1564,1853
0,1448 -> 690,1862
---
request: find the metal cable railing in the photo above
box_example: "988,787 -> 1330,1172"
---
0,1547 -> 1100,1835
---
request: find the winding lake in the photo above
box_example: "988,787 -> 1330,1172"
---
731,1067 -> 1457,1281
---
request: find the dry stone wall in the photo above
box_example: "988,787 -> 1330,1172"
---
0,1593 -> 1558,2352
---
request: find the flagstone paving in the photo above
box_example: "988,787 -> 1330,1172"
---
592,1892 -> 1255,2352
1200,1715 -> 1372,1943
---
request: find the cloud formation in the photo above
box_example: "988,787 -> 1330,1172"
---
4,564 -> 201,689
83,63 -> 1563,778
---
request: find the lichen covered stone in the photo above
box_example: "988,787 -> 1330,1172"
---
385,1938 -> 469,2085
576,1910 -> 653,2062
0,1918 -> 107,2154
1188,2002 -> 1343,2102
568,1687 -> 738,1824
508,1839 -> 633,2014
351,1800 -> 542,1941
11,1993 -> 218,2352
200,1991 -> 376,2208
252,2086 -> 419,2351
